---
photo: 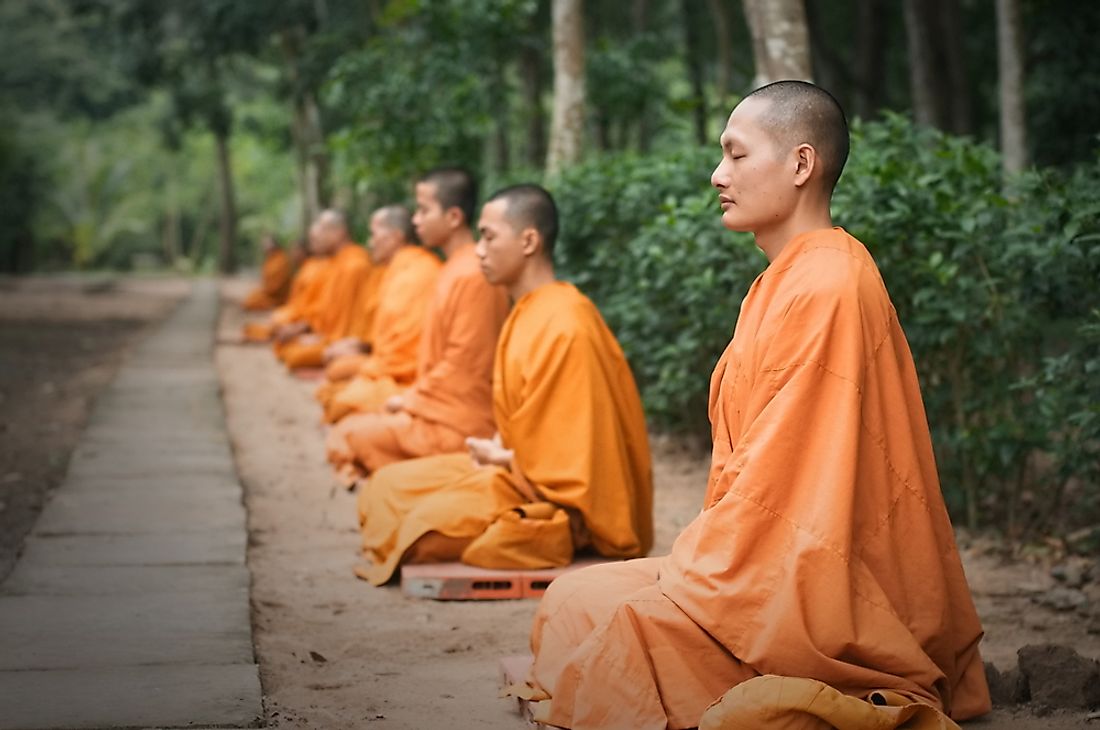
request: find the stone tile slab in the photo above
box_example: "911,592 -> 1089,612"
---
61,474 -> 242,498
0,664 -> 262,730
16,532 -> 246,568
0,591 -> 253,670
2,563 -> 250,597
33,489 -> 245,536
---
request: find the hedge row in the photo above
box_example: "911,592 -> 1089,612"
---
548,114 -> 1100,536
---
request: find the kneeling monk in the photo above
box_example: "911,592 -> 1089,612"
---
515,81 -> 991,730
355,184 -> 653,585
242,233 -> 326,342
242,233 -> 294,311
316,205 -> 442,423
325,167 -> 509,477
273,210 -> 380,370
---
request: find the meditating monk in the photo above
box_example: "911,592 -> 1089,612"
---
354,184 -> 653,584
316,205 -> 442,423
273,210 -> 378,370
242,233 -> 293,311
325,167 -> 509,479
513,81 -> 991,730
242,226 -> 330,343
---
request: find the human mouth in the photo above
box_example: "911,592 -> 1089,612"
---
719,195 -> 734,209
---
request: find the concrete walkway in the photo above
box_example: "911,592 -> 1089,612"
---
0,280 -> 262,729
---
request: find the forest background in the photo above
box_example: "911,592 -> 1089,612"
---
1,0 -> 1097,540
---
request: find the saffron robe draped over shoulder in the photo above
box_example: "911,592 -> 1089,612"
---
276,243 -> 375,369
356,281 -> 654,584
242,255 -> 329,342
317,245 -> 442,421
242,248 -> 293,311
522,228 -> 991,730
325,243 -> 509,473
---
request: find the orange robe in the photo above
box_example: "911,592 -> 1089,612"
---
316,246 -> 442,422
275,243 -> 376,369
521,229 -> 991,729
242,248 -> 293,311
242,255 -> 329,342
355,281 -> 653,584
325,243 -> 509,474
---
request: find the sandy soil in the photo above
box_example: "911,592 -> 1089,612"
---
215,276 -> 1098,729
0,274 -> 189,581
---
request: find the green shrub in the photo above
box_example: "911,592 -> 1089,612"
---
548,114 -> 1100,536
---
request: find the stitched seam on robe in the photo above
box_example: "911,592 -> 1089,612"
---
757,321 -> 894,391
720,490 -> 903,619
769,243 -> 879,278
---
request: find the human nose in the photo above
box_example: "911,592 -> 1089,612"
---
711,159 -> 730,189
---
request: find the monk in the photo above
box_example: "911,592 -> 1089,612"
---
513,81 -> 991,730
273,210 -> 379,370
242,228 -> 330,343
325,167 -> 509,479
354,184 -> 653,584
316,205 -> 442,423
242,233 -> 293,311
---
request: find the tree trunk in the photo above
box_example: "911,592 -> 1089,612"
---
187,188 -> 216,264
707,0 -> 732,100
493,60 -> 511,174
301,91 -> 329,210
804,0 -> 849,105
520,39 -> 547,169
279,30 -> 328,233
742,0 -> 813,87
852,0 -> 885,118
546,0 -> 586,176
634,0 -> 654,152
162,173 -> 180,265
997,0 -> 1028,175
939,0 -> 972,134
681,0 -> 708,145
289,103 -> 314,238
903,0 -> 944,128
214,129 -> 237,275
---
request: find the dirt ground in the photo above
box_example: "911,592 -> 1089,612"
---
0,274 -> 189,581
1,274 -> 1095,729
215,277 -> 1099,729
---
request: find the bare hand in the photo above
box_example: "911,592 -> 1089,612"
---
466,437 -> 513,468
274,322 -> 308,343
324,338 -> 361,362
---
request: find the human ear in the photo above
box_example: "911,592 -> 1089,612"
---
793,144 -> 816,188
521,228 -> 540,257
444,207 -> 464,229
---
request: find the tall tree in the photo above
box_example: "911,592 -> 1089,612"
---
938,0 -> 972,134
108,1 -> 267,274
707,0 -> 733,101
519,26 -> 548,168
742,0 -> 812,87
902,0 -> 941,128
903,0 -> 971,133
852,0 -> 886,119
547,0 -> 586,175
681,0 -> 708,145
997,0 -> 1027,174
278,27 -> 329,233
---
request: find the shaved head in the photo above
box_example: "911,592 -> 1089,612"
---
372,205 -> 414,242
418,167 -> 478,225
317,208 -> 349,234
742,80 -> 849,193
485,184 -> 559,256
